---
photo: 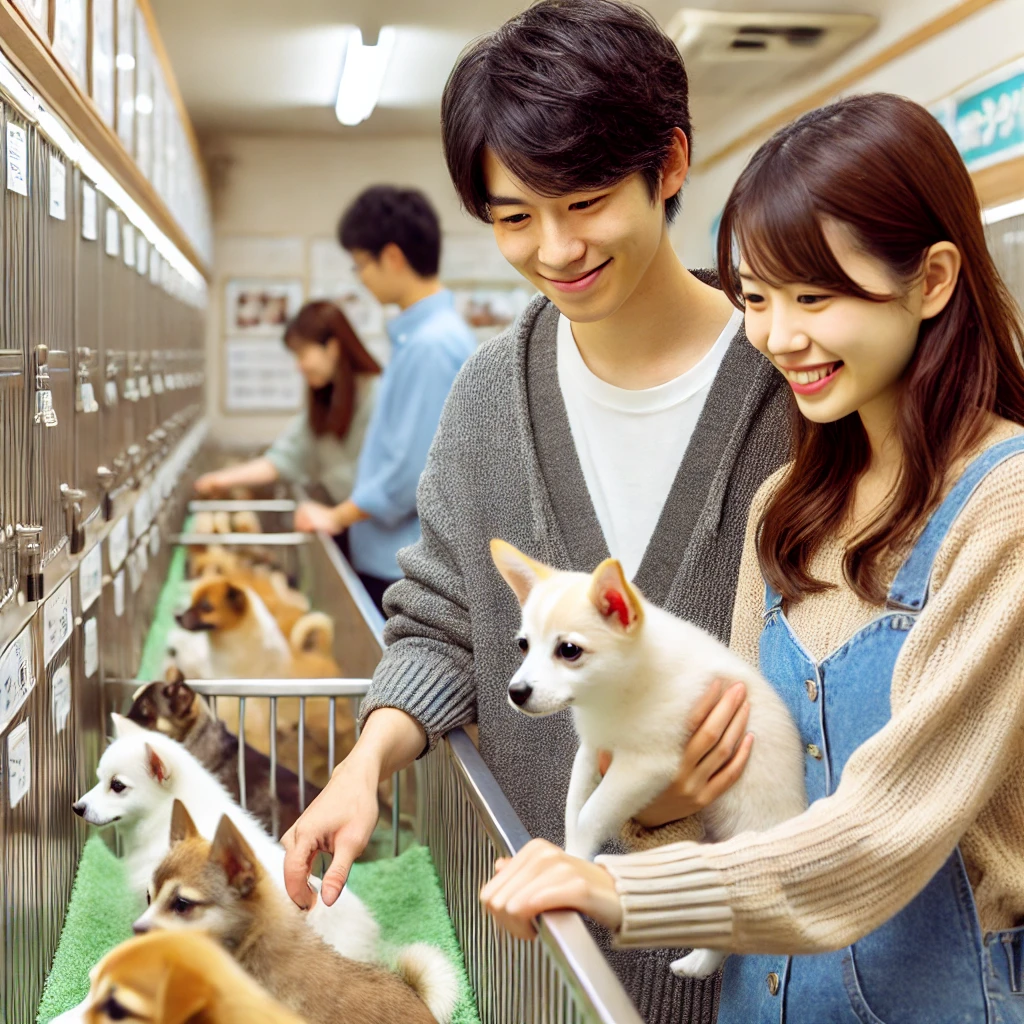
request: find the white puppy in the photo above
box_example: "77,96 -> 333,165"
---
491,540 -> 807,979
73,714 -> 380,963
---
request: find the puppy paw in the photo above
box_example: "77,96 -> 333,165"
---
670,948 -> 727,979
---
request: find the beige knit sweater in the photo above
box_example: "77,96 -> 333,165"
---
598,431 -> 1024,955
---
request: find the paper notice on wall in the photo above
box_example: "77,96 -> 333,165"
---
82,182 -> 98,240
52,664 -> 72,734
44,579 -> 74,667
109,517 -> 129,571
123,223 -> 135,267
105,207 -> 119,256
7,721 -> 30,809
224,338 -> 304,412
0,628 -> 36,735
83,617 -> 99,679
79,543 -> 103,614
6,123 -> 28,196
49,156 -> 67,220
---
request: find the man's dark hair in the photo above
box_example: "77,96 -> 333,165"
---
442,0 -> 691,224
338,186 -> 442,277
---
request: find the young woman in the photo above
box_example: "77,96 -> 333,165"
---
195,301 -> 379,520
480,92 -> 1024,1021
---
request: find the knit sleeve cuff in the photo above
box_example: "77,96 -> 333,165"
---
358,648 -> 476,755
596,843 -> 734,949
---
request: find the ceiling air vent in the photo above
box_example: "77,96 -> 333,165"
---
667,9 -> 877,98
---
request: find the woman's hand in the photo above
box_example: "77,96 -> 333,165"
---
480,839 -> 623,941
194,470 -> 228,497
600,679 -> 753,829
294,500 -> 342,535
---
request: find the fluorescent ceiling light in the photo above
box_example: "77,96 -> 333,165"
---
335,27 -> 397,126
983,197 -> 1024,225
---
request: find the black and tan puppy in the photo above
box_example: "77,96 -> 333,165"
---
127,670 -> 319,836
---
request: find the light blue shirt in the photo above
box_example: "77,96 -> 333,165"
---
348,290 -> 475,579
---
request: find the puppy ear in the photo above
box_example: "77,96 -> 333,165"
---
144,743 -> 172,785
169,799 -> 199,844
225,584 -> 247,614
490,539 -> 552,605
111,712 -> 145,739
163,676 -> 194,718
588,559 -> 643,632
158,960 -> 214,1024
210,816 -> 259,897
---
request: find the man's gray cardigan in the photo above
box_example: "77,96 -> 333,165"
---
360,281 -> 790,1024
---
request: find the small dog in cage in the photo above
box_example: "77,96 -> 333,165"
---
491,539 -> 807,980
134,803 -> 461,1024
48,930 -> 306,1024
72,714 -> 380,965
127,670 -> 319,836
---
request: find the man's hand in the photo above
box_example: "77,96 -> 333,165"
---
294,500 -> 342,535
599,679 -> 753,828
281,755 -> 381,909
480,839 -> 623,941
280,708 -> 426,909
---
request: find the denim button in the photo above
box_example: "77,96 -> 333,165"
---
767,972 -> 780,995
807,743 -> 823,760
805,678 -> 818,701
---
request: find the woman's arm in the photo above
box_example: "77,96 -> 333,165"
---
194,457 -> 280,497
598,456 -> 1024,955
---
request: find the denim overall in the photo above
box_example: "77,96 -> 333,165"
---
718,435 -> 1024,1024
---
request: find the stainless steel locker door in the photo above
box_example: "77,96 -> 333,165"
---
1,102 -> 31,611
29,130 -> 76,568
73,169 -> 103,534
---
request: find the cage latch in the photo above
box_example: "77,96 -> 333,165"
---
76,347 -> 99,414
97,465 -> 117,521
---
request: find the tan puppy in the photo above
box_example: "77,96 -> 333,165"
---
176,579 -> 351,787
135,806 -> 459,1024
49,930 -> 305,1024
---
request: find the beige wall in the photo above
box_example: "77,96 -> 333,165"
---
673,0 -> 1024,268
204,132 -> 491,448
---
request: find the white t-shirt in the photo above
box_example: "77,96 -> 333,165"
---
557,309 -> 742,579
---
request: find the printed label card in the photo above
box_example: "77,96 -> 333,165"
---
52,664 -> 72,734
7,721 -> 30,809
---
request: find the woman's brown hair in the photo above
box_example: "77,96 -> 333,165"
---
717,93 -> 1024,604
284,301 -> 380,440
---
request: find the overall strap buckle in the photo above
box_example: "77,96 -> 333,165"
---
1000,931 -> 1023,994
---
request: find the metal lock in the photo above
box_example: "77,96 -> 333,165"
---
60,484 -> 87,554
76,347 -> 99,414
34,344 -> 58,427
15,524 -> 44,602
127,444 -> 143,489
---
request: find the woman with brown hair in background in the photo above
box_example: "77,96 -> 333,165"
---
195,300 -> 380,518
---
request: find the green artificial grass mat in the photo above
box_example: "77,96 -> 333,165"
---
136,540 -> 191,681
37,837 -> 480,1024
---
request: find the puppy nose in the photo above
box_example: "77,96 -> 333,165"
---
71,801 -> 86,818
508,681 -> 533,707
132,920 -> 150,936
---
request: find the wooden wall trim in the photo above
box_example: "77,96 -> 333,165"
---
693,0 -> 1005,172
974,154 -> 1024,207
0,0 -> 211,278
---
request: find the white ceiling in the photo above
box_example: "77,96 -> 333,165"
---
150,0 -> 890,139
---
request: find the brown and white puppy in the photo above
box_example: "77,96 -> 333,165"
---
49,930 -> 306,1024
135,805 -> 459,1024
126,670 -> 319,835
175,579 -> 351,788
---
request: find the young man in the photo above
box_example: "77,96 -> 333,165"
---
284,4 -> 789,1019
294,186 -> 476,612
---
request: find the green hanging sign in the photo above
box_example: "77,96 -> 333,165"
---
932,60 -> 1024,172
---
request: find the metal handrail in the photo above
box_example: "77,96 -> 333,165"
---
189,679 -> 371,698
172,531 -> 311,546
188,500 -> 298,513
